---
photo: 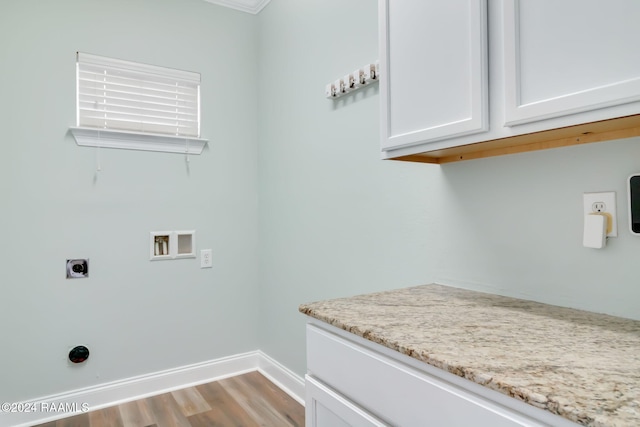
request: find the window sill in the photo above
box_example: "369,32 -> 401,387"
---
69,127 -> 208,155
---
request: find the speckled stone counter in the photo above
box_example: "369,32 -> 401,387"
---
299,284 -> 640,427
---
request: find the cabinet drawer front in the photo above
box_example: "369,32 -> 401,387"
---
307,324 -> 543,427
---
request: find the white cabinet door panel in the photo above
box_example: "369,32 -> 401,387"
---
503,0 -> 640,126
380,0 -> 488,150
306,376 -> 388,427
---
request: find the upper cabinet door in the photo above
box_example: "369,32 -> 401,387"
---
503,0 -> 640,126
380,0 -> 488,151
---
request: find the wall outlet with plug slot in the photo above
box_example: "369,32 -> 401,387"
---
200,249 -> 213,268
583,192 -> 617,237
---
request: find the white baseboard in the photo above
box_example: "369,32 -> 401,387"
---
256,351 -> 306,406
2,350 -> 304,427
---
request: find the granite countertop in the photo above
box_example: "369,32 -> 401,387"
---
299,284 -> 640,427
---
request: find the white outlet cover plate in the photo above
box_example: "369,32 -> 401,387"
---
200,249 -> 213,268
583,192 -> 617,237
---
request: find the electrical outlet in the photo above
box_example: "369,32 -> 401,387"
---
200,249 -> 212,268
583,192 -> 617,237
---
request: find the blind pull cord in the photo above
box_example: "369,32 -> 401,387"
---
96,131 -> 102,172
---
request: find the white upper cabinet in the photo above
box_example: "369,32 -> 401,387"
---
379,0 -> 488,151
503,0 -> 640,126
381,0 -> 640,163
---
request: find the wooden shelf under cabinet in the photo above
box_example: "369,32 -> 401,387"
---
391,114 -> 640,164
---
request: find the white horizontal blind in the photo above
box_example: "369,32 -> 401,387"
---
76,52 -> 200,137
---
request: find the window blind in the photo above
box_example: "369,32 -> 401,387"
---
76,52 -> 200,138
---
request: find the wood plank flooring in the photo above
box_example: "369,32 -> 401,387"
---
33,371 -> 304,427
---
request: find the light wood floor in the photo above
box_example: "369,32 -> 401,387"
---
33,371 -> 305,427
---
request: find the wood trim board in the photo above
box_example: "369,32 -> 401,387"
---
389,114 -> 640,164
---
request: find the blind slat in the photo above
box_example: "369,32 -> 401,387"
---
78,96 -> 198,114
77,52 -> 201,138
79,108 -> 198,126
79,68 -> 197,89
78,88 -> 198,109
80,116 -> 198,131
78,83 -> 198,104
79,76 -> 198,98
79,102 -> 197,120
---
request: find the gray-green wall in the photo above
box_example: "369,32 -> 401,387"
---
256,0 -> 640,377
2,0 -> 639,405
0,0 -> 260,402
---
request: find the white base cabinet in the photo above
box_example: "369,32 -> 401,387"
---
306,376 -> 387,427
305,320 -> 580,427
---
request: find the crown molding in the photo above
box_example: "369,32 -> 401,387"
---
203,0 -> 271,14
